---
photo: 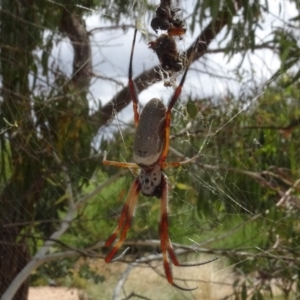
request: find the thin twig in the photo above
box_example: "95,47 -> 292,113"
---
276,178 -> 300,208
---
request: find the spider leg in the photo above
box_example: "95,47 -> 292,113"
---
160,175 -> 198,291
159,56 -> 194,165
105,177 -> 141,262
128,28 -> 140,127
161,155 -> 199,169
103,151 -> 139,169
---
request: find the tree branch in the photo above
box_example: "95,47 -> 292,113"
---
59,8 -> 92,90
91,3 -> 242,128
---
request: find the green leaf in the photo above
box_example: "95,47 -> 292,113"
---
186,100 -> 198,119
242,282 -> 247,300
54,194 -> 69,205
175,182 -> 194,190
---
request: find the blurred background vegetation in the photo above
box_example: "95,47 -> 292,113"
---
0,0 -> 299,299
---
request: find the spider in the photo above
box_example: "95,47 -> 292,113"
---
103,28 -> 218,291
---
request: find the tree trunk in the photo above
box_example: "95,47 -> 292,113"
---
0,0 -> 38,297
0,231 -> 30,299
0,2 -> 92,298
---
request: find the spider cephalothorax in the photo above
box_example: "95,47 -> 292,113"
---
103,28 -> 218,291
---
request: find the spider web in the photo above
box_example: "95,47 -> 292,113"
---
1,0 -> 300,299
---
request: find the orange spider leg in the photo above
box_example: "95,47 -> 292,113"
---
105,177 -> 141,262
160,175 -> 197,291
103,151 -> 139,169
159,53 -> 192,165
128,28 -> 139,127
160,175 -> 218,291
161,156 -> 198,169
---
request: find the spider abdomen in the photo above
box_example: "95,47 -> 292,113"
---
138,164 -> 164,197
133,98 -> 166,167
